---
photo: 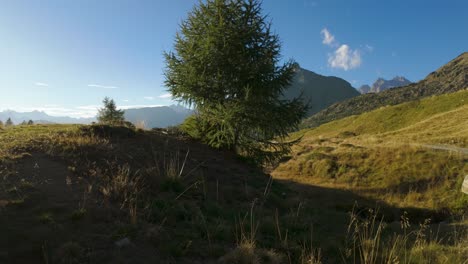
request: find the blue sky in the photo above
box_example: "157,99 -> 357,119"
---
0,0 -> 466,118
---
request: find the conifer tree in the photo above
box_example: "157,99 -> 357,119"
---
27,120 -> 34,125
165,0 -> 306,164
5,118 -> 13,127
97,97 -> 125,125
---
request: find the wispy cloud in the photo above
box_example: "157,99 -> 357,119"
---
328,44 -> 362,71
88,84 -> 118,89
120,104 -> 164,110
365,44 -> 374,52
35,82 -> 49,87
320,28 -> 336,46
158,93 -> 172,99
144,96 -> 155,100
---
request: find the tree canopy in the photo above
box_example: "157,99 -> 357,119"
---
165,0 -> 307,164
97,97 -> 126,125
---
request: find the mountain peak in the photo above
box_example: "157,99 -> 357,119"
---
282,66 -> 360,115
392,76 -> 410,82
357,76 -> 412,94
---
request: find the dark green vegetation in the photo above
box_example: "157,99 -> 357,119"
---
5,117 -> 13,127
283,67 -> 360,116
165,0 -> 307,164
97,97 -> 126,125
303,52 -> 468,128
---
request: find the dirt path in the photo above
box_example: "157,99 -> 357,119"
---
420,144 -> 468,155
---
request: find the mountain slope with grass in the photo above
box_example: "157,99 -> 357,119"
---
274,90 -> 468,216
1,123 -> 466,263
303,52 -> 468,128
283,67 -> 360,116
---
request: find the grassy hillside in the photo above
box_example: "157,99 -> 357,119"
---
274,90 -> 468,214
1,124 -> 466,263
298,89 -> 468,146
303,52 -> 468,128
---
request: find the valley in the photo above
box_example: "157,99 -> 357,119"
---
1,1 -> 467,263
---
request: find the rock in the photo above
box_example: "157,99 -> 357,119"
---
462,175 -> 468,194
115,237 -> 132,248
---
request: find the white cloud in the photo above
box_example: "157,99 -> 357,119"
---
144,96 -> 155,100
320,28 -> 366,71
12,106 -> 98,118
88,84 -> 118,89
122,99 -> 130,102
328,44 -> 362,71
320,28 -> 336,46
120,104 -> 164,110
158,93 -> 172,99
76,105 -> 100,111
35,82 -> 49,87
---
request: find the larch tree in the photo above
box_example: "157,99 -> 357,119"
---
164,0 -> 307,164
97,97 -> 126,125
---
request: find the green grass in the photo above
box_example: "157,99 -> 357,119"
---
299,89 -> 468,142
1,122 -> 466,263
275,90 -> 468,216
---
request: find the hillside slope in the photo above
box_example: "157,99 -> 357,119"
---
274,90 -> 468,214
283,67 -> 360,116
303,52 -> 468,128
1,123 -> 466,263
301,90 -> 468,146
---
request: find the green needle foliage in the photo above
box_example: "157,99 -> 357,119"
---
97,97 -> 125,126
165,0 -> 307,164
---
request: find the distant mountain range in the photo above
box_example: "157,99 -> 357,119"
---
1,67 -> 359,127
283,67 -> 360,116
0,110 -> 94,125
303,52 -> 468,128
358,76 -> 412,94
0,105 -> 193,128
124,105 -> 192,128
